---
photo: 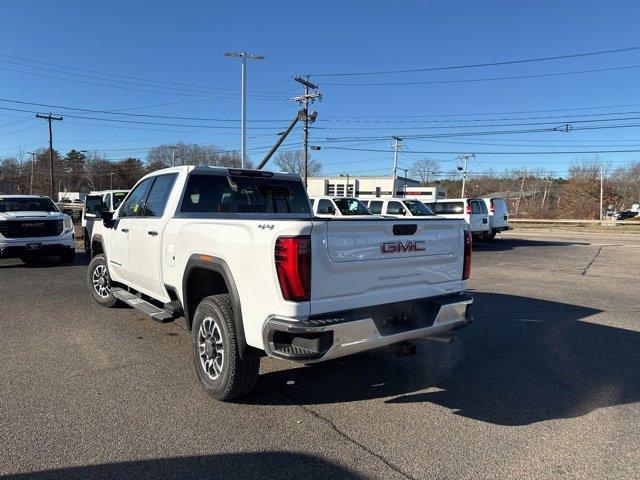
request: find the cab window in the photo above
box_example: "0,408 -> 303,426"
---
143,174 -> 178,217
368,201 -> 383,214
386,201 -> 406,215
120,178 -> 154,217
317,199 -> 336,215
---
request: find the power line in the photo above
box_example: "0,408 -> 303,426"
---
0,53 -> 290,95
311,45 -> 640,76
0,98 -> 288,123
324,146 -> 640,155
322,64 -> 640,86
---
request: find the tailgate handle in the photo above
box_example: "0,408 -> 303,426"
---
393,224 -> 417,236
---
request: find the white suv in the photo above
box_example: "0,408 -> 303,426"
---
364,198 -> 435,217
427,198 -> 490,237
0,195 -> 75,263
310,197 -> 373,217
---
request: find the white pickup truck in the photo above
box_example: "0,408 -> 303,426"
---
86,166 -> 473,400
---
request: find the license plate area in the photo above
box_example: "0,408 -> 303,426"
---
26,243 -> 42,251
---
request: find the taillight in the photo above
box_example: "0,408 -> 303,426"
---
466,202 -> 472,215
490,201 -> 495,213
275,236 -> 311,301
463,230 -> 472,280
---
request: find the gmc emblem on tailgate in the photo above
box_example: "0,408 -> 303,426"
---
381,240 -> 426,254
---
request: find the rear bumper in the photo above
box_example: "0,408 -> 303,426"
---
492,225 -> 510,232
263,293 -> 473,362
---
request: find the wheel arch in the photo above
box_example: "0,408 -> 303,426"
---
91,234 -> 105,258
182,255 -> 259,360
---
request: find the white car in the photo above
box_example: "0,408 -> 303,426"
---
364,198 -> 435,217
83,190 -> 129,253
310,196 -> 373,217
0,195 -> 75,264
427,198 -> 490,237
481,197 -> 510,239
87,166 -> 473,401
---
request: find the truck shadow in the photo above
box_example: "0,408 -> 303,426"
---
473,237 -> 589,251
0,452 -> 360,480
0,253 -> 90,269
251,293 -> 639,426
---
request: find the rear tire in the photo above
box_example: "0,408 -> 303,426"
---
486,231 -> 497,240
87,254 -> 118,307
192,294 -> 259,401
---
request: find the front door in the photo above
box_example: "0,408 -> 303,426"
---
108,177 -> 154,282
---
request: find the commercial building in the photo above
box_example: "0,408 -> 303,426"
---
307,175 -> 447,200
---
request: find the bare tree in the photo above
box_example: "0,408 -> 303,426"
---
409,159 -> 440,184
147,142 -> 246,168
274,149 -> 322,176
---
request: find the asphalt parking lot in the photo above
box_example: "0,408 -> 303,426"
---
1,230 -> 638,480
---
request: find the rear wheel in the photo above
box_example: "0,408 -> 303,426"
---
486,231 -> 497,240
87,254 -> 118,307
192,294 -> 259,401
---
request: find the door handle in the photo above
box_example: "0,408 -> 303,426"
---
121,228 -> 129,233
148,230 -> 159,236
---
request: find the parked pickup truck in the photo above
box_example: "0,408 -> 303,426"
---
86,166 -> 473,401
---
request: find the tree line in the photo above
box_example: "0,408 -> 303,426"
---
0,143 -> 320,196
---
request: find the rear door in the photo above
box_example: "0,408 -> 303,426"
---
310,218 -> 465,314
468,200 -> 488,232
128,173 -> 178,296
491,198 -> 509,228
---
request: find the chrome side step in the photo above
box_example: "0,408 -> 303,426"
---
112,288 -> 175,323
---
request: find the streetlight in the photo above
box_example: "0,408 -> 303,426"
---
224,51 -> 265,168
110,172 -> 114,190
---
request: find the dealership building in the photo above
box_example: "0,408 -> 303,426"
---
306,175 -> 447,200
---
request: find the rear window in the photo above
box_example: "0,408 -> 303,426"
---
0,197 -> 58,213
403,200 -> 434,216
432,201 -> 464,214
180,174 -> 310,215
333,198 -> 371,215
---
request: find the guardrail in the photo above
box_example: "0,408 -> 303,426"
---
509,218 -> 638,225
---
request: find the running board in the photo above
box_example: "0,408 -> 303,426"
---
112,288 -> 175,323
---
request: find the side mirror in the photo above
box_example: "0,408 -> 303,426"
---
102,210 -> 115,229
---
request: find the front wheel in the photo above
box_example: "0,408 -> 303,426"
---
192,294 -> 259,401
87,254 -> 118,307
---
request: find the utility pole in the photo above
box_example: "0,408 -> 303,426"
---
515,172 -> 526,218
293,76 -> 321,188
224,51 -> 265,168
35,113 -> 63,198
110,172 -> 114,190
600,163 -> 604,223
391,136 -> 403,197
27,151 -> 37,194
458,154 -> 474,197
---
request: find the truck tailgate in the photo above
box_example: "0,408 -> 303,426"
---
310,218 -> 467,315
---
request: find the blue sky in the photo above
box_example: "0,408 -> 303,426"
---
1,0 -> 640,178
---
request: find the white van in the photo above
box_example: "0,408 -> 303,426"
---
310,197 -> 373,217
427,198 -> 490,237
364,198 -> 435,217
481,197 -> 510,239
